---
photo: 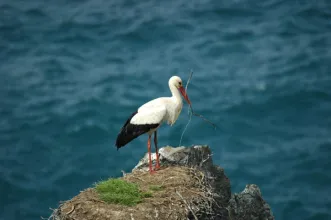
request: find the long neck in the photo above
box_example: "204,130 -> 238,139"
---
169,83 -> 182,104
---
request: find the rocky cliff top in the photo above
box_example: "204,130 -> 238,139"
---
48,145 -> 274,220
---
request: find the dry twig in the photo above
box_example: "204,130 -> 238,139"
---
200,153 -> 213,166
175,190 -> 198,220
65,204 -> 76,215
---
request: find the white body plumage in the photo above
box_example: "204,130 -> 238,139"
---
130,77 -> 184,128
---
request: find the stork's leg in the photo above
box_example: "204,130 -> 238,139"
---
147,134 -> 155,174
154,131 -> 161,170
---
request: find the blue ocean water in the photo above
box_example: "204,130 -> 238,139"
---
1,0 -> 331,219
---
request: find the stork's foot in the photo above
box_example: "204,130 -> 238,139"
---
154,164 -> 161,171
149,170 -> 157,175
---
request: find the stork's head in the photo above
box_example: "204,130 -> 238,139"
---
169,76 -> 191,104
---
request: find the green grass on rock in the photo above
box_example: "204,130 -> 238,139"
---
95,179 -> 151,206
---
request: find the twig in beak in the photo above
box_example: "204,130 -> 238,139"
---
185,70 -> 193,94
179,108 -> 192,146
189,105 -> 217,129
179,70 -> 194,146
179,70 -> 217,146
185,71 -> 217,130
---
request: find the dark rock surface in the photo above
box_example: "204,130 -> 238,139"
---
228,184 -> 274,220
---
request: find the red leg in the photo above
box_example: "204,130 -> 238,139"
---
147,135 -> 155,174
154,131 -> 161,170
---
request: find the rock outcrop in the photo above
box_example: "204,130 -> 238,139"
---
48,145 -> 274,220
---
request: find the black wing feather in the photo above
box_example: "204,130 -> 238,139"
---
115,111 -> 159,149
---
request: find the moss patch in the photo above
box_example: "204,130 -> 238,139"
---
149,185 -> 164,191
95,179 -> 149,206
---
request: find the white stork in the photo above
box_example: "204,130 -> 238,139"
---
115,76 -> 191,174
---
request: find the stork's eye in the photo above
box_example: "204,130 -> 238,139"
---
179,82 -> 182,86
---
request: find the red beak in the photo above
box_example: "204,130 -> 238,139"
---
178,87 -> 191,105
